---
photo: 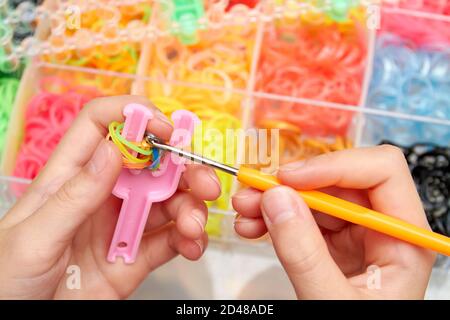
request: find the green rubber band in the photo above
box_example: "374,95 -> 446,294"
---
143,5 -> 152,23
127,46 -> 138,62
68,56 -> 89,67
114,123 -> 154,156
0,77 -> 19,156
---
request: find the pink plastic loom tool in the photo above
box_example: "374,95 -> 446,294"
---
108,103 -> 199,264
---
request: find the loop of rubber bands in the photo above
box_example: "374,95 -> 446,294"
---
113,123 -> 154,157
107,121 -> 162,171
365,33 -> 450,146
13,80 -> 100,179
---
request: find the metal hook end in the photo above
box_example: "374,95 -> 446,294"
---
145,133 -> 163,146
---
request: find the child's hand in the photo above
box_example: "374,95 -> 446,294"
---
232,146 -> 436,299
0,96 -> 220,299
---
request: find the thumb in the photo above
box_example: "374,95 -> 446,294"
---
17,140 -> 122,256
261,186 -> 354,299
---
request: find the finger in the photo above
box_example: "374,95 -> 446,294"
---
313,212 -> 347,232
261,186 -> 355,299
231,188 -> 262,218
277,145 -> 427,227
14,140 -> 123,261
231,187 -> 359,232
234,215 -> 267,239
311,187 -> 370,232
179,164 -> 221,201
142,225 -> 207,264
323,225 -> 367,277
145,191 -> 208,240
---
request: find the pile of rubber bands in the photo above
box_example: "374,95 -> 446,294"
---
384,141 -> 450,237
381,6 -> 450,47
254,119 -> 353,170
145,26 -> 251,215
386,0 -> 450,16
255,18 -> 367,137
13,83 -> 99,179
147,24 -> 255,115
42,2 -> 149,73
365,33 -> 450,146
107,121 -> 162,171
0,77 -> 19,156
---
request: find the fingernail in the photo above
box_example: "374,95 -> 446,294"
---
88,140 -> 110,174
194,239 -> 204,254
261,187 -> 300,225
278,161 -> 306,172
191,209 -> 205,233
234,215 -> 255,225
232,188 -> 257,200
207,170 -> 221,193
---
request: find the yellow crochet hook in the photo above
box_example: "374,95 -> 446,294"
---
146,134 -> 450,257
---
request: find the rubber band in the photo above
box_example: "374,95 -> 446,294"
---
201,67 -> 234,105
156,38 -> 187,66
113,122 -> 153,157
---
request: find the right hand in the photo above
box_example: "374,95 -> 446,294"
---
232,146 -> 436,299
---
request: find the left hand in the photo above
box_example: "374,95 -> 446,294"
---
0,96 -> 221,299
